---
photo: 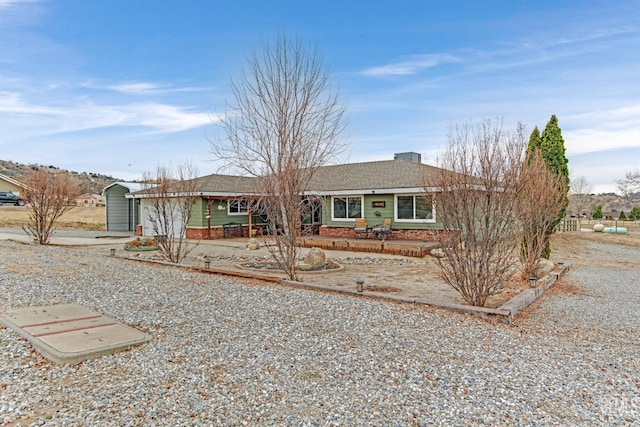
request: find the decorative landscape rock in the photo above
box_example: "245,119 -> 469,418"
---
593,222 -> 605,232
124,237 -> 158,251
246,238 -> 260,250
300,248 -> 326,269
534,258 -> 555,277
297,261 -> 314,271
430,248 -> 446,258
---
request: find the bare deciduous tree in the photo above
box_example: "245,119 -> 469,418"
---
212,32 -> 347,280
22,168 -> 81,244
141,162 -> 199,264
428,120 -> 569,306
518,150 -> 568,279
568,175 -> 593,216
428,120 -> 528,307
616,169 -> 640,199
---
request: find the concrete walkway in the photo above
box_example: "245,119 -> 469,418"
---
0,228 -> 134,246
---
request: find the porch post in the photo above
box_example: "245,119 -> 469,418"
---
248,196 -> 253,237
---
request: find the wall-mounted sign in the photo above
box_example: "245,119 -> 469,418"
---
371,201 -> 386,208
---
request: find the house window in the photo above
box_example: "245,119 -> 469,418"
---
228,199 -> 249,215
332,196 -> 363,220
395,195 -> 435,222
302,197 -> 322,224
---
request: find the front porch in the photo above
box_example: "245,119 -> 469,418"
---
215,234 -> 441,258
299,235 -> 439,257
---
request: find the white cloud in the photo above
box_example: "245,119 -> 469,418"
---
564,104 -> 640,155
0,91 -> 59,115
565,128 -> 640,155
79,80 -> 216,95
0,0 -> 39,8
0,91 -> 215,137
110,82 -> 162,95
0,0 -> 42,27
361,54 -> 461,77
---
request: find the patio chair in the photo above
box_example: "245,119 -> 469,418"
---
372,218 -> 392,240
353,218 -> 369,238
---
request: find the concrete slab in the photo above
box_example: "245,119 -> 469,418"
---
0,303 -> 150,365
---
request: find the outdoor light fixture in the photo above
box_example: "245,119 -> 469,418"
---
204,256 -> 211,269
528,276 -> 537,288
110,248 -> 116,257
356,280 -> 364,292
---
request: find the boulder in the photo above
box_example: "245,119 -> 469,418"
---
246,238 -> 260,250
300,248 -> 326,269
535,258 -> 555,277
297,262 -> 313,271
430,248 -> 446,258
593,223 -> 605,232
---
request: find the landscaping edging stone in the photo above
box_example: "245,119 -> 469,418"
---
283,263 -> 570,323
118,253 -> 570,323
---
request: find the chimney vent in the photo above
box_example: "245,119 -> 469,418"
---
394,152 -> 421,163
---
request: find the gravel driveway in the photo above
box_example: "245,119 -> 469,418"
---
1,235 -> 638,426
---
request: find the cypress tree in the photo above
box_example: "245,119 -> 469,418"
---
528,126 -> 542,153
540,115 -> 570,197
526,115 -> 570,258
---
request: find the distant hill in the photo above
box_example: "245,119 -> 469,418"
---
3,158 -> 639,213
569,192 -> 640,216
0,159 -> 124,195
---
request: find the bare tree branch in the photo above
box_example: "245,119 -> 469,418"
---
21,168 -> 81,244
141,162 -> 199,264
427,120 -> 528,307
616,169 -> 640,199
212,32 -> 347,280
519,150 -> 568,278
568,175 -> 593,217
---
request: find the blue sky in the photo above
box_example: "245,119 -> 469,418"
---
1,0 -> 638,193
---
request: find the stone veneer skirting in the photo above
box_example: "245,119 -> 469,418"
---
183,225 -> 450,241
142,225 -> 448,242
186,226 -> 236,240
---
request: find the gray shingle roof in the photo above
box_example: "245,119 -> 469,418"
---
133,159 -> 447,196
306,159 -> 444,192
192,174 -> 257,194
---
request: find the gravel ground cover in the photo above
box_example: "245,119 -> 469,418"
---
1,235 -> 639,426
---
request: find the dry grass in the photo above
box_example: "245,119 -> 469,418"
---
0,206 -> 105,230
552,229 -> 640,250
550,230 -> 640,271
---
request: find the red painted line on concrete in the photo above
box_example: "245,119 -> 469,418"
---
21,315 -> 103,328
32,322 -> 117,337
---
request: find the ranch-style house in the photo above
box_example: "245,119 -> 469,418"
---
104,153 -> 449,241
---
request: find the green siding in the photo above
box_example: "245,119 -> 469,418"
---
322,194 -> 444,230
188,199 -> 207,227
188,195 -> 445,231
188,198 -> 250,227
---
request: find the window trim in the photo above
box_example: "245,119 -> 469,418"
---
227,198 -> 249,216
330,195 -> 364,221
394,194 -> 436,223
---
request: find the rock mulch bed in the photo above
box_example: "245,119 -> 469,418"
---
1,237 -> 639,425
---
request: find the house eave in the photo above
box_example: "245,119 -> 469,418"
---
317,187 -> 440,196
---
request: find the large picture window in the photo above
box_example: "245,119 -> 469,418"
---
332,196 -> 363,220
395,195 -> 435,222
